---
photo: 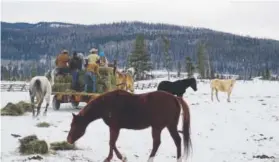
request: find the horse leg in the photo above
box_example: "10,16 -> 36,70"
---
227,91 -> 231,102
104,128 -> 126,162
147,128 -> 162,162
114,147 -> 127,162
30,95 -> 35,117
211,88 -> 214,101
167,125 -> 182,162
215,89 -> 220,102
36,100 -> 43,117
43,94 -> 50,116
43,103 -> 49,116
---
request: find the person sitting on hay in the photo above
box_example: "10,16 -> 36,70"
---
55,49 -> 70,75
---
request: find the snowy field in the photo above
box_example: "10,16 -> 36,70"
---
1,79 -> 279,162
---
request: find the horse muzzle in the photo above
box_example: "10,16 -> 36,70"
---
67,137 -> 74,144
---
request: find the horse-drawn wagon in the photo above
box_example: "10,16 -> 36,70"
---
51,66 -> 118,110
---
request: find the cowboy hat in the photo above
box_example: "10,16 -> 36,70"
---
89,48 -> 98,53
62,49 -> 69,53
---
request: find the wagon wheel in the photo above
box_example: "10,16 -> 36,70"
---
71,101 -> 79,109
52,95 -> 60,110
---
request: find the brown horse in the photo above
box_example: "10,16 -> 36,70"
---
115,70 -> 134,93
67,89 -> 191,162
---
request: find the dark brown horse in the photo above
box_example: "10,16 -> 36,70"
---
67,89 -> 191,162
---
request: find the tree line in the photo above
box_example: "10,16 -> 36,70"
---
1,21 -> 279,80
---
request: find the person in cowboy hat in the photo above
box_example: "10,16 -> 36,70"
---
55,49 -> 70,75
83,48 -> 100,93
87,48 -> 100,65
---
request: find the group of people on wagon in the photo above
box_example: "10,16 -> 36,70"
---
54,48 -> 109,92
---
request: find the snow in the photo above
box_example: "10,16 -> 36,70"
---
1,79 -> 279,162
49,24 -> 73,28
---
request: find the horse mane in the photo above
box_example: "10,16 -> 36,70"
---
78,94 -> 104,116
78,90 -> 131,116
177,77 -> 195,84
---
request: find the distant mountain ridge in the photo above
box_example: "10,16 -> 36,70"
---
1,21 -> 279,75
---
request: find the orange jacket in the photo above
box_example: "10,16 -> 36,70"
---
55,53 -> 70,68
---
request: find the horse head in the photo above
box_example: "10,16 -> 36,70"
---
230,79 -> 236,87
67,113 -> 87,144
190,78 -> 198,91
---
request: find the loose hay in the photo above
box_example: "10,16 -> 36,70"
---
1,101 -> 32,116
50,141 -> 76,150
16,101 -> 32,112
19,135 -> 48,155
1,103 -> 25,116
36,122 -> 50,128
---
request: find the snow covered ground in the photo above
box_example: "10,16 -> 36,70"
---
1,79 -> 279,162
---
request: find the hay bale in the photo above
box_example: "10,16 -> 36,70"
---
36,122 -> 50,128
52,83 -> 71,92
16,101 -> 32,112
51,68 -> 116,93
19,135 -> 48,155
54,75 -> 72,83
1,102 -> 25,116
99,67 -> 114,75
20,135 -> 38,144
50,141 -> 76,150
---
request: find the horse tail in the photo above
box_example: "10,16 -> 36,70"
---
34,79 -> 43,104
176,97 -> 192,159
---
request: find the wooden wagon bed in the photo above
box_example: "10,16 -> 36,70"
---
52,91 -> 101,110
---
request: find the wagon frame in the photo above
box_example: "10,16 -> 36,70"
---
51,91 -> 101,110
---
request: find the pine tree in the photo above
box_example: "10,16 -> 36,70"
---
265,68 -> 271,80
128,34 -> 152,79
177,61 -> 181,77
197,42 -> 206,78
31,64 -> 37,78
162,36 -> 171,80
185,56 -> 194,78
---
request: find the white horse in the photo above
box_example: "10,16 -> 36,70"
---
29,76 -> 52,117
210,79 -> 236,102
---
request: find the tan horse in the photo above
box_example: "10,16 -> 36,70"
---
115,70 -> 134,93
210,79 -> 236,102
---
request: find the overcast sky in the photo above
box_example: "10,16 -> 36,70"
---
2,0 -> 279,40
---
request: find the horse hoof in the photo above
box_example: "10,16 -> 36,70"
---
177,157 -> 183,162
103,159 -> 110,162
122,155 -> 128,162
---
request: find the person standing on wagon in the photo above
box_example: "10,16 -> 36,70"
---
55,49 -> 70,75
84,48 -> 100,93
87,48 -> 100,65
69,52 -> 82,90
99,51 -> 109,67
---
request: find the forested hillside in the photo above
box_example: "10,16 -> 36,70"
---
1,21 -> 279,78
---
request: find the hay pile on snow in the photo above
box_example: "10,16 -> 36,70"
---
50,141 -> 76,150
36,122 -> 50,128
19,135 -> 48,155
1,101 -> 32,116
